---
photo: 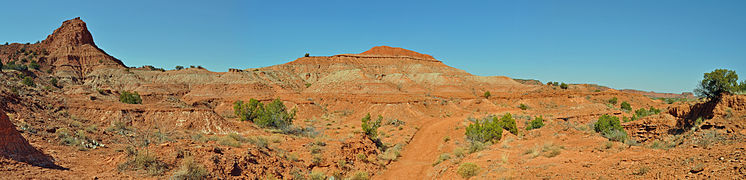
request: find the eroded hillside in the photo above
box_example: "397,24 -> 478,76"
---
1,18 -> 745,179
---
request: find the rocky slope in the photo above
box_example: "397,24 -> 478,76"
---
0,17 -> 744,179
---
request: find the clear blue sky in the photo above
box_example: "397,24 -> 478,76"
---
1,0 -> 745,93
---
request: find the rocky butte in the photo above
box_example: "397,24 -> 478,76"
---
0,17 -> 744,179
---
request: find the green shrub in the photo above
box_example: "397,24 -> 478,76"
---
361,113 -> 382,141
119,91 -> 142,104
560,83 -> 568,89
620,101 -> 631,111
175,66 -> 184,70
304,53 -> 310,57
233,99 -> 262,121
594,115 -> 628,142
526,116 -> 545,130
309,171 -> 326,180
28,61 -> 39,70
170,157 -> 207,180
630,107 -> 661,121
497,113 -> 518,135
22,77 -> 34,87
433,153 -> 451,166
254,99 -> 296,129
694,69 -> 742,99
457,162 -> 480,179
518,103 -> 529,110
465,117 -> 502,143
608,97 -> 618,105
483,91 -> 491,99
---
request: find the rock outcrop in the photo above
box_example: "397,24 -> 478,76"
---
41,17 -> 125,79
358,45 -> 436,60
0,109 -> 59,168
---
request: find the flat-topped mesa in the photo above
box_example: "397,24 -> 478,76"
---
349,45 -> 438,61
40,17 -> 126,79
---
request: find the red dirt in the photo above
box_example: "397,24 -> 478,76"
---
0,17 -> 745,179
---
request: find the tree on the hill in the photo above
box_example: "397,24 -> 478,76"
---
694,69 -> 740,99
175,66 -> 184,70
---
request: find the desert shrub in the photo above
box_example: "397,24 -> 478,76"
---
525,116 -> 545,130
4,61 -> 28,71
433,153 -> 451,166
218,134 -> 244,148
608,97 -> 618,105
361,113 -> 382,140
309,171 -> 326,180
457,162 -> 480,179
118,149 -> 169,176
170,157 -> 207,180
50,77 -> 58,87
304,53 -> 310,57
233,99 -> 262,121
630,107 -> 661,121
694,69 -> 742,99
379,144 -> 403,161
620,101 -> 631,111
248,136 -> 269,149
467,141 -> 489,153
119,91 -> 142,104
594,115 -> 628,142
560,82 -> 568,89
28,61 -> 39,70
483,91 -> 491,98
497,113 -> 518,135
465,117 -> 502,143
518,103 -> 529,110
22,77 -> 34,87
175,66 -> 184,70
349,171 -> 369,180
254,99 -> 296,129
0,60 -> 3,70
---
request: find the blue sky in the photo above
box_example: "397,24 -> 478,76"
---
1,0 -> 744,93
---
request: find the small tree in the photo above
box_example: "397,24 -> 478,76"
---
304,53 -> 310,57
50,78 -> 59,88
254,99 -> 295,129
361,113 -> 382,140
233,99 -> 262,121
694,69 -> 741,99
560,83 -> 568,89
497,113 -> 518,135
465,117 -> 502,143
175,66 -> 184,70
483,91 -> 491,99
620,101 -> 631,111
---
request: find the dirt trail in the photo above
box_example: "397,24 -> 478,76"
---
377,115 -> 465,179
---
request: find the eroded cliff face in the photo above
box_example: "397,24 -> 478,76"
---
0,109 -> 58,168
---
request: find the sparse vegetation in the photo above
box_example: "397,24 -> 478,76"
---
620,101 -> 631,111
118,147 -> 169,176
498,113 -> 518,135
560,82 -> 568,89
630,107 -> 661,121
483,91 -> 491,99
170,157 -> 208,180
525,116 -> 545,130
22,77 -> 34,87
175,65 -> 184,70
119,91 -> 142,104
608,97 -> 618,105
518,103 -> 529,110
457,162 -> 480,179
594,115 -> 628,142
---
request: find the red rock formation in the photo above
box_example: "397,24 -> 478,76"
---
0,109 -> 58,168
359,46 -> 435,60
40,17 -> 125,79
